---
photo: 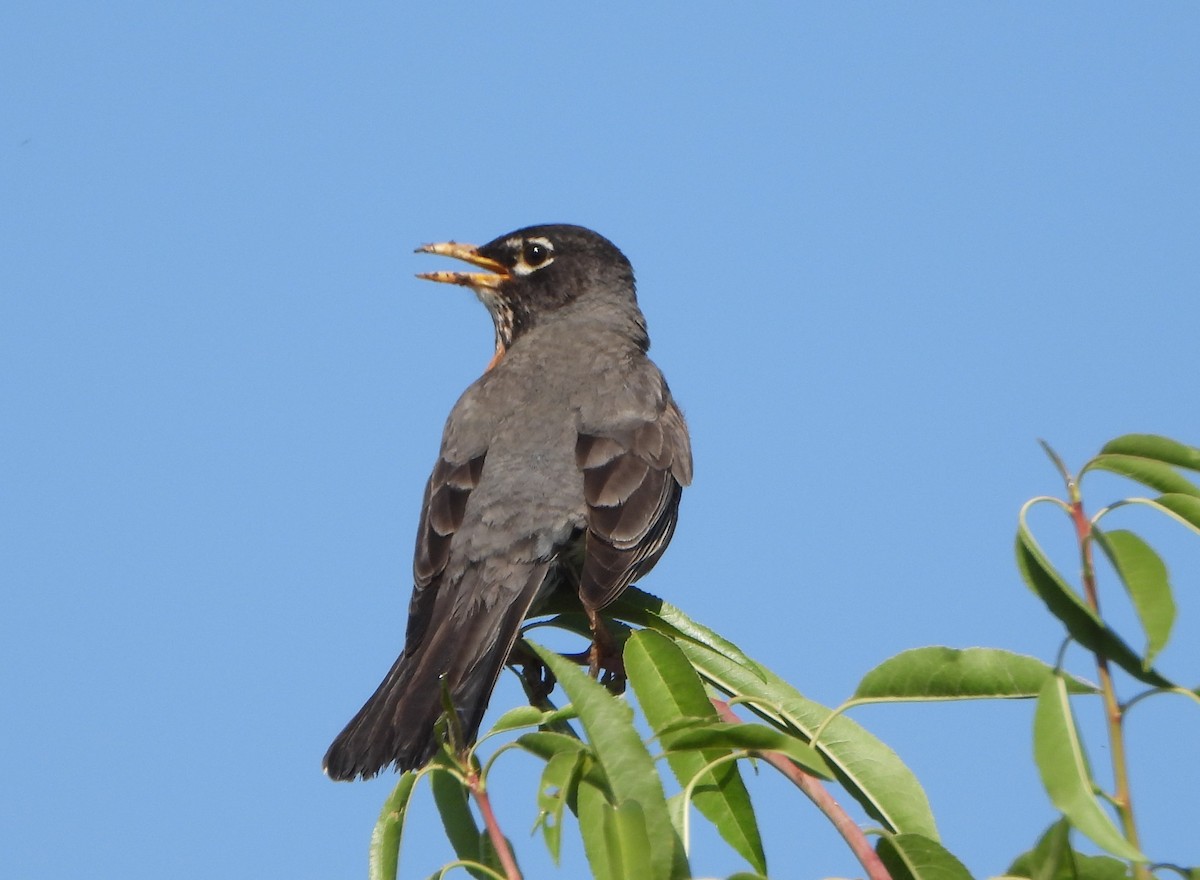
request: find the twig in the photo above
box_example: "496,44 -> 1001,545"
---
464,766 -> 522,880
711,698 -> 892,880
1068,497 -> 1148,879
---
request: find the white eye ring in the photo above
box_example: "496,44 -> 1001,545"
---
512,237 -> 555,276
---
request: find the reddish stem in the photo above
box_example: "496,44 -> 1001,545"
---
1068,499 -> 1145,871
1070,500 -> 1101,609
711,699 -> 892,880
465,768 -> 522,880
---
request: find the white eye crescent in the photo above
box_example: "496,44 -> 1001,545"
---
512,237 -> 555,276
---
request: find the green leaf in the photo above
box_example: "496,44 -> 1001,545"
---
368,772 -> 419,880
676,639 -> 939,838
1150,493 -> 1200,535
577,779 -> 615,880
853,647 -> 1097,701
607,588 -> 769,681
535,749 -> 584,865
515,732 -> 610,792
666,791 -> 688,845
1100,435 -> 1200,472
429,770 -> 494,880
491,704 -> 548,730
602,800 -> 654,880
1070,855 -> 1135,880
1093,529 -> 1176,668
1015,523 -> 1171,687
1039,440 -> 1074,489
625,630 -> 766,874
538,588 -> 939,838
487,705 -> 561,735
1033,675 -> 1145,861
515,730 -> 587,759
876,832 -> 975,880
1084,454 -> 1200,498
665,722 -> 832,778
1007,818 -> 1074,880
530,641 -> 687,880
1008,818 -> 1134,880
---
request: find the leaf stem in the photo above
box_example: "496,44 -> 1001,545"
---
678,750 -> 746,857
711,698 -> 892,880
1068,495 -> 1147,878
434,860 -> 509,880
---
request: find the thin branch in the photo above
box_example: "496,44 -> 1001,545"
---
711,698 -> 892,880
1069,497 -> 1148,879
464,767 -> 522,880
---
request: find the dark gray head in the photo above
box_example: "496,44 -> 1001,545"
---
416,224 -> 642,364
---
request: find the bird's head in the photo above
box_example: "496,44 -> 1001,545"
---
416,224 -> 638,369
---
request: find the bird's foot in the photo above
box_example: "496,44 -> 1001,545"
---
560,643 -> 626,693
592,641 -> 626,693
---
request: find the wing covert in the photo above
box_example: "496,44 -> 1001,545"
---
575,398 -> 690,609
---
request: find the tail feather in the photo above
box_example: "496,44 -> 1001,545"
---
323,561 -> 550,781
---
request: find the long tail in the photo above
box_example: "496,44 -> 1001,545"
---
323,561 -> 550,781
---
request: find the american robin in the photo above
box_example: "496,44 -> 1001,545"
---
323,224 -> 692,780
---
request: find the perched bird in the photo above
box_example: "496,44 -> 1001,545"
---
323,224 -> 692,780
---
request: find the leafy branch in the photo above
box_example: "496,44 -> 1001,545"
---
357,434 -> 1199,880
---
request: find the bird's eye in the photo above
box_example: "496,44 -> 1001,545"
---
522,240 -> 551,267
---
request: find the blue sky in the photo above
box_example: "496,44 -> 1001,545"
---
3,4 -> 1198,878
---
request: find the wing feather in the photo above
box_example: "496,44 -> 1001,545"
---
575,394 -> 691,609
408,450 -> 487,649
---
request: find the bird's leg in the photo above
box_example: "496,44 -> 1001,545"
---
583,604 -> 626,692
553,554 -> 625,690
583,604 -> 609,677
509,639 -> 556,704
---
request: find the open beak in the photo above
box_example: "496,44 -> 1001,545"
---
415,241 -> 510,289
